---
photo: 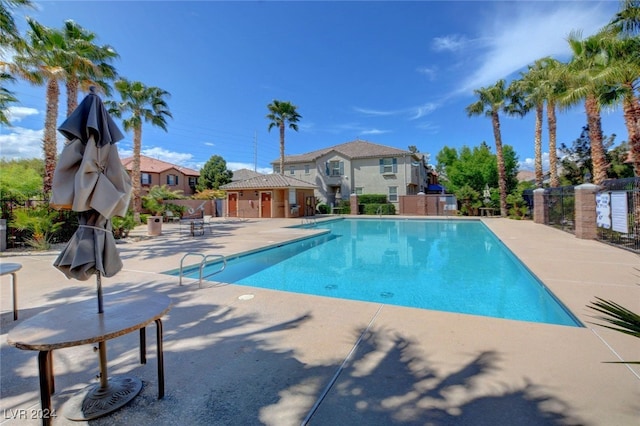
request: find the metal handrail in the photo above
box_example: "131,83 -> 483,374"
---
179,253 -> 227,288
376,205 -> 383,217
200,254 -> 227,284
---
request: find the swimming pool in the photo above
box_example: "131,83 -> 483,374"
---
170,218 -> 581,327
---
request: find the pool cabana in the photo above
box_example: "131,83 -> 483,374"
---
220,174 -> 317,219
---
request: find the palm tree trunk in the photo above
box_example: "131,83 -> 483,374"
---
547,100 -> 560,187
491,111 -> 507,217
586,96 -> 608,185
534,103 -> 543,188
66,76 -> 79,117
43,78 -> 60,196
132,125 -> 142,222
622,91 -> 640,176
279,123 -> 285,175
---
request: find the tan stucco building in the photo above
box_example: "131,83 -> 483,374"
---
272,140 -> 433,210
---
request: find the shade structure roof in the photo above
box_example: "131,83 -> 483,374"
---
220,174 -> 317,191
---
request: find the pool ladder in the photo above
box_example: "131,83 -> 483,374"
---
301,217 -> 317,227
179,253 -> 227,288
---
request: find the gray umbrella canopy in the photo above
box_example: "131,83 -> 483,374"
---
51,88 -> 132,281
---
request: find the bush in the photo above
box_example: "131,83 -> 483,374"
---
112,210 -> 136,239
10,205 -> 63,250
363,203 -> 395,215
358,194 -> 388,204
317,203 -> 329,214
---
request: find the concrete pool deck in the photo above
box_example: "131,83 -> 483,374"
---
1,216 -> 638,425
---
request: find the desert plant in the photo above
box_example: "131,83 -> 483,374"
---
10,205 -> 63,250
587,297 -> 640,364
111,210 -> 136,239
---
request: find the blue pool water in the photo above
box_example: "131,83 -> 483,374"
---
170,219 -> 581,327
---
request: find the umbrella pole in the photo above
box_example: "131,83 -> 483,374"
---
97,272 -> 103,314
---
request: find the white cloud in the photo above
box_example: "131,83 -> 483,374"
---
361,128 -> 391,135
519,152 -> 551,171
453,3 -> 613,96
0,126 -> 44,160
6,106 -> 39,124
432,34 -> 468,52
417,66 -> 437,80
352,107 -> 395,117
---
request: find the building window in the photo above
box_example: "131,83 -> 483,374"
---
188,177 -> 197,187
380,158 -> 397,174
289,166 -> 295,175
167,174 -> 178,185
141,173 -> 151,185
388,186 -> 398,202
274,165 -> 281,174
326,160 -> 344,176
304,164 -> 310,174
355,187 -> 363,195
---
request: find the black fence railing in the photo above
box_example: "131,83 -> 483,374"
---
1,196 -> 78,249
596,177 -> 640,253
544,186 -> 575,233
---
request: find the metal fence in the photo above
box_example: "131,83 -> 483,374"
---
544,186 -> 575,233
596,177 -> 640,253
1,196 -> 78,249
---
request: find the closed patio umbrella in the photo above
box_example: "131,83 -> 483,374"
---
49,87 -> 139,419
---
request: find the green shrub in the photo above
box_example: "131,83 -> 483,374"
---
112,210 -> 136,239
317,203 -> 329,214
363,203 -> 395,215
10,205 -> 63,250
358,194 -> 388,204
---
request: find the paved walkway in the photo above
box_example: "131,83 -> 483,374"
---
1,217 -> 638,425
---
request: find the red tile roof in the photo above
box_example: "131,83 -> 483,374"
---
121,155 -> 199,176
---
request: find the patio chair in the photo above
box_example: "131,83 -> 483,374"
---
165,210 -> 180,223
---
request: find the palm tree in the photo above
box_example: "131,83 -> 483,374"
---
538,58 -> 568,188
517,61 -> 547,188
564,31 -> 610,185
59,20 -> 118,116
609,0 -> 640,36
11,18 -> 65,195
0,71 -> 17,125
466,79 -> 515,217
0,0 -> 33,50
107,79 -> 172,221
266,100 -> 301,175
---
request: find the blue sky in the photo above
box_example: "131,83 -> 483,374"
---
0,0 -> 627,173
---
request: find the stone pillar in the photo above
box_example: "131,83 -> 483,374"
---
350,193 -> 359,215
533,188 -> 547,224
574,183 -> 599,239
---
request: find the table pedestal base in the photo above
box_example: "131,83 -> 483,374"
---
63,376 -> 142,421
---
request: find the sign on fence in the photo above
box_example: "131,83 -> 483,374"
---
596,191 -> 629,234
596,193 -> 611,229
611,192 -> 629,234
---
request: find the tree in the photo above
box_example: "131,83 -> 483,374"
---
515,61 -> 545,188
59,20 -> 118,116
197,155 -> 232,191
10,18 -> 118,194
0,0 -> 33,49
558,126 -> 617,185
465,79 -> 516,217
11,18 -> 64,195
0,158 -> 43,200
0,71 -> 17,125
0,0 -> 33,123
564,31 -> 610,185
107,79 -> 172,221
266,100 -> 301,175
436,142 -> 518,199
